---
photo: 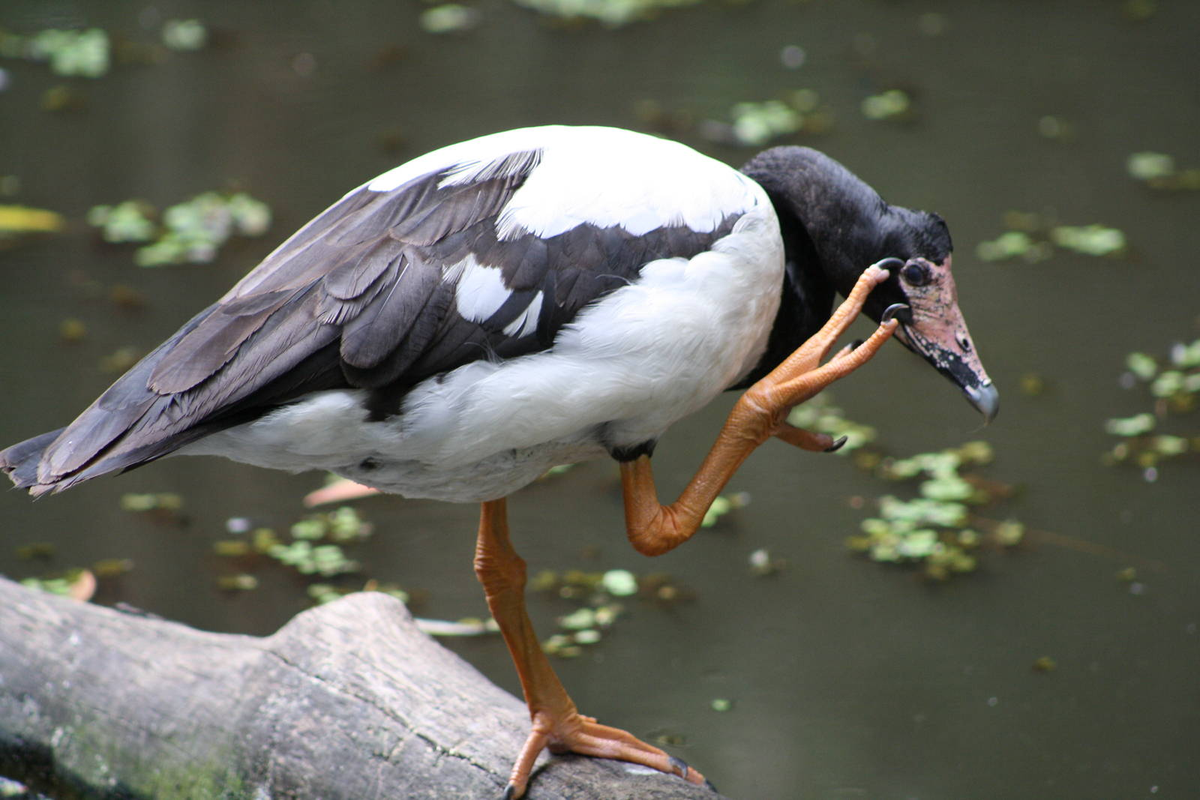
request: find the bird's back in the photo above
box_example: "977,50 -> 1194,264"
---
2,126 -> 778,499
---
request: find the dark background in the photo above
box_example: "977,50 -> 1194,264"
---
2,1 -> 1197,797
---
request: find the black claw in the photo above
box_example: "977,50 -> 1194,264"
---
873,257 -> 904,271
502,784 -> 517,800
668,755 -> 690,779
824,435 -> 848,453
882,303 -> 911,324
704,778 -> 720,792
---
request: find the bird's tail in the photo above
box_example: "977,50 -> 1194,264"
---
1,428 -> 67,495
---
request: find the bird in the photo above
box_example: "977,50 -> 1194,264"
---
2,125 -> 997,798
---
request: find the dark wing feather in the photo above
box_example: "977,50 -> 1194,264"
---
2,146 -> 743,494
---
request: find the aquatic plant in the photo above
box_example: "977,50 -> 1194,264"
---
861,89 -> 913,122
531,567 -> 689,657
1127,151 -> 1200,191
1105,337 -> 1200,479
701,90 -> 832,147
0,27 -> 111,77
509,0 -> 701,27
976,211 -> 1126,262
88,192 -> 271,267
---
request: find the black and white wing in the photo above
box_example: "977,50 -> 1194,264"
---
3,125 -> 766,493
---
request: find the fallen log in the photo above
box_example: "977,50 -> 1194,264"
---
0,577 -> 725,799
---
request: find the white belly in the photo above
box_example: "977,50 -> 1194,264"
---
181,208 -> 784,503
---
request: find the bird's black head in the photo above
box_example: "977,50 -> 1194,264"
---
741,147 -> 997,421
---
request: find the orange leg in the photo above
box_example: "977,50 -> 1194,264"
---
474,498 -> 704,799
479,265 -> 896,796
622,263 -> 899,556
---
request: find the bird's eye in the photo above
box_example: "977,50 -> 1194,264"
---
901,262 -> 930,286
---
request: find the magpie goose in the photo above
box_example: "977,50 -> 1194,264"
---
2,125 -> 996,797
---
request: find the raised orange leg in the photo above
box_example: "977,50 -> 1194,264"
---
622,263 -> 899,556
475,498 -> 704,799
479,264 -> 897,797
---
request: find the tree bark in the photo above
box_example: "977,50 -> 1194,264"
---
0,577 -> 726,800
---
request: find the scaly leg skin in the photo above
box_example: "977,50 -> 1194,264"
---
622,262 -> 900,557
474,499 -> 705,799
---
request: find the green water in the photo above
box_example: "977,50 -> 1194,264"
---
1,1 -> 1198,797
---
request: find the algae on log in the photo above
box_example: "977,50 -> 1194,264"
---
0,577 -> 726,800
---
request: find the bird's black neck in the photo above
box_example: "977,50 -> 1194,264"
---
731,147 -> 886,389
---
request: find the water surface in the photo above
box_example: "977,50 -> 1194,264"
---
1,1 -> 1198,797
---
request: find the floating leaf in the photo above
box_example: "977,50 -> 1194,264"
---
162,19 -> 207,51
0,204 -> 64,234
861,89 -> 912,121
601,569 -> 638,597
1050,224 -> 1126,257
508,0 -> 701,27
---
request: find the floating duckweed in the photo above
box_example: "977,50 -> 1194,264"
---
993,519 -> 1025,546
1104,413 -> 1155,437
307,583 -> 343,604
787,394 -> 877,452
289,506 -> 373,542
974,231 -> 1049,263
88,192 -> 271,267
861,89 -> 912,121
0,204 -> 65,237
420,4 -> 479,34
509,0 -> 701,27
543,634 -> 582,658
1032,656 -> 1057,673
559,607 -> 596,630
290,518 -> 326,540
977,213 -> 1127,261
702,91 -> 833,147
217,573 -> 258,591
1169,339 -> 1200,368
21,573 -> 79,597
731,101 -> 802,147
252,527 -> 281,552
1049,224 -> 1126,257
213,540 -> 252,557
1127,152 -> 1175,181
21,28 -> 111,78
1152,435 -> 1188,457
309,581 -> 411,606
92,558 -> 134,577
1125,352 -> 1158,381
268,540 -> 360,576
88,200 -> 157,242
59,318 -> 87,342
532,567 -> 689,656
1019,372 -> 1045,396
701,491 -> 749,527
850,440 -> 1020,578
1126,150 -> 1200,190
920,475 -> 977,502
162,19 -> 208,51
1036,115 -> 1073,141
574,629 -> 602,645
601,568 -> 638,597
880,495 -> 969,528
748,547 -> 786,576
120,492 -> 183,512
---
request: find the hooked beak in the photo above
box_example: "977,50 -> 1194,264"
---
889,256 -> 999,423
